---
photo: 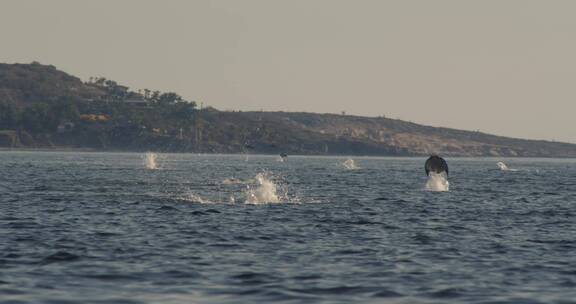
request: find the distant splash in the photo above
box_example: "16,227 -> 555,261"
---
179,191 -> 238,204
424,172 -> 449,192
182,193 -> 215,204
245,173 -> 281,204
497,161 -> 518,172
497,161 -> 509,171
342,158 -> 360,170
143,152 -> 159,170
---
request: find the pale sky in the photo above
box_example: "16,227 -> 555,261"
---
1,0 -> 575,143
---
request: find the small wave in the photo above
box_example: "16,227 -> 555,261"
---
156,205 -> 180,211
372,289 -> 404,298
232,272 -> 279,284
222,178 -> 254,185
289,286 -> 373,295
178,192 -> 236,204
424,172 -> 449,192
80,273 -> 140,281
40,251 -> 81,265
222,178 -> 242,185
190,210 -> 212,216
423,287 -> 467,299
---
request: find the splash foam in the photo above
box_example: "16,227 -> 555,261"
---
497,161 -> 509,171
245,173 -> 281,204
425,172 -> 450,192
180,192 -> 215,204
342,158 -> 359,170
144,152 -> 159,170
497,161 -> 517,171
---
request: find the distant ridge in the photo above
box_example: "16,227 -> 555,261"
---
1,62 -> 575,157
194,110 -> 576,157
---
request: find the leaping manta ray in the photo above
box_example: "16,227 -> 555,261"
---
425,155 -> 449,176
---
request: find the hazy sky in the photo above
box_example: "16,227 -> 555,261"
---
1,0 -> 575,142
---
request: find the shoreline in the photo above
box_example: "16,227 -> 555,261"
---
1,147 -> 576,159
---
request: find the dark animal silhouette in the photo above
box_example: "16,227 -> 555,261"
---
425,155 -> 449,176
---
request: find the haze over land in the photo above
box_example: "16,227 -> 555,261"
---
0,0 -> 575,143
1,63 -> 576,157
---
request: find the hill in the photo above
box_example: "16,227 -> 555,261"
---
0,62 -> 105,106
194,111 -> 576,157
1,62 -> 575,157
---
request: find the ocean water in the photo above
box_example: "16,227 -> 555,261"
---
1,152 -> 576,304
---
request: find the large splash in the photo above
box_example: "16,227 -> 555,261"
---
179,172 -> 300,205
245,172 -> 281,204
144,152 -> 159,170
424,172 -> 450,192
342,158 -> 359,170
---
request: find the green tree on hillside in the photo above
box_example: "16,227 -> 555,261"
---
52,98 -> 80,122
20,103 -> 52,133
157,92 -> 184,105
0,102 -> 19,129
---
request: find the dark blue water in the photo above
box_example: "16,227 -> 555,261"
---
1,152 -> 576,304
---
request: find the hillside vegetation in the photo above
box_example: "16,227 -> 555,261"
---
1,62 -> 575,157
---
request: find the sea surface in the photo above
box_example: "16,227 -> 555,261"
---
1,151 -> 576,304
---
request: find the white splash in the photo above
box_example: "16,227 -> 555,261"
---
497,161 -> 517,171
425,172 -> 450,192
342,158 -> 359,170
180,192 -> 215,204
497,161 -> 509,171
143,152 -> 159,170
245,173 -> 280,204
